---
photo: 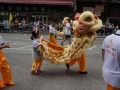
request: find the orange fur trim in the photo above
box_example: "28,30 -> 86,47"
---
41,38 -> 67,51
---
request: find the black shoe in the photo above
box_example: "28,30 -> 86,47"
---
65,63 -> 70,70
79,71 -> 88,74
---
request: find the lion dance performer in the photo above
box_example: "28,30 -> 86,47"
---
56,17 -> 70,39
39,11 -> 102,67
65,13 -> 87,74
0,36 -> 14,89
48,20 -> 57,44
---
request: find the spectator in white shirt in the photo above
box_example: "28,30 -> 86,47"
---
102,19 -> 120,90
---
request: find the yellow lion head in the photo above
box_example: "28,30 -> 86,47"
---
72,11 -> 102,37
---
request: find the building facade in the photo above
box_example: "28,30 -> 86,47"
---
0,0 -> 73,23
75,0 -> 120,25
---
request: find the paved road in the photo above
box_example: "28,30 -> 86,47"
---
0,33 -> 106,90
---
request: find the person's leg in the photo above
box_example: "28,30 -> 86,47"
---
106,84 -> 120,90
37,57 -> 43,73
17,28 -> 20,33
24,27 -> 26,33
66,58 -> 78,70
61,35 -> 67,46
1,60 -> 14,85
22,27 -> 23,33
0,80 -> 6,89
0,51 -> 14,85
31,60 -> 38,75
50,36 -> 58,45
0,51 -> 6,89
68,35 -> 71,45
68,59 -> 78,66
111,29 -> 113,34
78,53 -> 87,74
22,27 -> 26,33
43,28 -> 45,35
30,27 -> 33,33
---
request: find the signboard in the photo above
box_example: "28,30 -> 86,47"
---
95,5 -> 104,12
0,4 -> 73,13
83,7 -> 94,12
95,12 -> 101,16
0,5 -> 45,12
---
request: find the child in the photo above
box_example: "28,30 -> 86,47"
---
0,36 -> 14,89
31,29 -> 43,75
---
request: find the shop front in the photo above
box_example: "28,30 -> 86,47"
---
0,0 -> 73,23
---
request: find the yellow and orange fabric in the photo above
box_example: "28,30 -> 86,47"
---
31,58 -> 43,71
68,53 -> 86,72
0,50 -> 13,88
107,84 -> 120,90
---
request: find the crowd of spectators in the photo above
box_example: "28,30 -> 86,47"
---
0,18 -> 64,35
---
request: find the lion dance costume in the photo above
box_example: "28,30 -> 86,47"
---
66,13 -> 87,73
38,11 -> 102,67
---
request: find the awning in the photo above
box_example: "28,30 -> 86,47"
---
0,0 -> 73,6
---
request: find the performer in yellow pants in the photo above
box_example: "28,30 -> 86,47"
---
66,52 -> 87,74
0,36 -> 14,89
49,20 -> 57,44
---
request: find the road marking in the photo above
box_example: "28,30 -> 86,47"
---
88,46 -> 97,50
19,46 -> 32,49
5,48 -> 32,50
5,45 -> 32,50
5,41 -> 23,44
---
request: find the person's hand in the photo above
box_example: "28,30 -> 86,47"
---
38,43 -> 42,46
3,43 -> 10,48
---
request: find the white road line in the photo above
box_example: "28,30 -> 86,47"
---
5,41 -> 23,44
88,46 -> 97,50
10,43 -> 18,44
4,45 -> 32,50
19,46 -> 32,49
5,48 -> 32,50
